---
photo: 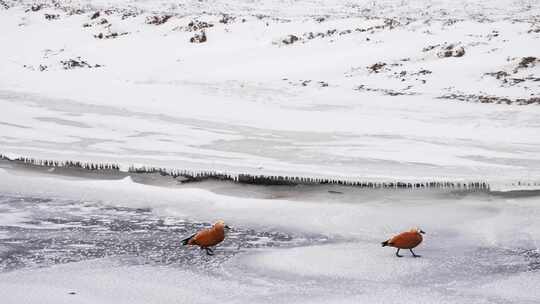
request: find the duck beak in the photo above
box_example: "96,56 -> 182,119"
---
420,230 -> 426,234
225,225 -> 232,230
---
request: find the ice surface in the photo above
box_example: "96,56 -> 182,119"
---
0,260 -> 266,304
0,169 -> 539,303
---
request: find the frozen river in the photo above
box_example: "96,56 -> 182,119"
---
0,168 -> 539,303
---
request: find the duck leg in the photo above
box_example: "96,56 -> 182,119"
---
204,247 -> 214,256
395,248 -> 403,257
410,249 -> 421,258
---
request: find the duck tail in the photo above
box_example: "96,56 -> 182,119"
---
381,240 -> 390,247
181,234 -> 196,245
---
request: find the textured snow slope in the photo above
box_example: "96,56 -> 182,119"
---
1,0 -> 539,182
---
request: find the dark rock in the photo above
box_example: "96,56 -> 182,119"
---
90,11 -> 100,20
185,20 -> 214,31
453,46 -> 465,57
68,9 -> 85,15
282,34 -> 299,45
367,62 -> 386,73
146,15 -> 172,25
122,12 -> 139,19
437,44 -> 465,58
423,44 -> 440,52
485,71 -> 509,79
189,31 -> 207,43
415,69 -> 432,75
94,32 -> 128,39
509,78 -> 526,84
61,58 -> 91,69
219,14 -> 235,24
384,18 -> 399,29
60,57 -> 102,70
518,56 -> 537,69
44,14 -> 59,20
31,4 -> 42,12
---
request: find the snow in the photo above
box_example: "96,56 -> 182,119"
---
0,0 -> 539,183
468,271 -> 540,302
0,260 -> 261,304
1,0 -> 540,302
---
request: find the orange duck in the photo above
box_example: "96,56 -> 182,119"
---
181,220 -> 231,255
382,227 -> 425,257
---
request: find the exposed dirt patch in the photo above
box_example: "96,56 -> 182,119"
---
485,70 -> 510,80
146,15 -> 172,25
356,85 -> 418,96
484,57 -> 540,88
438,93 -> 540,105
61,57 -> 102,70
94,31 -> 129,39
279,18 -> 401,46
516,56 -> 538,71
367,62 -> 387,73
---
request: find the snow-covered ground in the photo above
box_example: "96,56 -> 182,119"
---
1,0 -> 539,182
0,168 -> 540,303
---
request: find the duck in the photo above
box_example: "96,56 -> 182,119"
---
181,220 -> 231,255
382,227 -> 425,257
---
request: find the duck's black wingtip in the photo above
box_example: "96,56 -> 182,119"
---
181,234 -> 196,245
